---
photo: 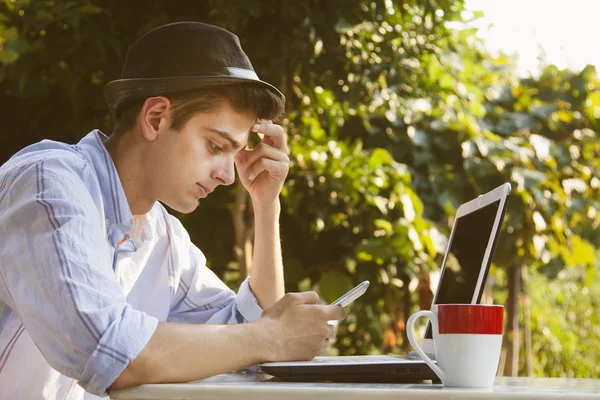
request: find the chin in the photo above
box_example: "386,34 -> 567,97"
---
163,198 -> 200,214
178,202 -> 200,214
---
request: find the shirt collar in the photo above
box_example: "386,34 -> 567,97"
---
77,130 -> 135,245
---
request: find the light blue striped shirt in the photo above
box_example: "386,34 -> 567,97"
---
0,130 -> 263,399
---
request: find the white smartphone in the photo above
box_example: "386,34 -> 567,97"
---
331,280 -> 370,307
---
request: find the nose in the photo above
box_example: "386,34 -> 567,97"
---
211,158 -> 235,186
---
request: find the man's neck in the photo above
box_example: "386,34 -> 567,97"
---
103,132 -> 156,216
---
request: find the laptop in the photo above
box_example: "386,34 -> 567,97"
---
259,183 -> 512,383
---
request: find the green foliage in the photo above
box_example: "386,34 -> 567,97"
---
473,65 -> 600,276
525,260 -> 600,378
1,0 -> 598,378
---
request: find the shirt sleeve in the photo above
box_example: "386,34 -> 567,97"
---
0,156 -> 158,397
165,213 -> 263,325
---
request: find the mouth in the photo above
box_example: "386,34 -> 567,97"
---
196,183 -> 212,199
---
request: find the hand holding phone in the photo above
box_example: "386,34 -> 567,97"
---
331,280 -> 370,307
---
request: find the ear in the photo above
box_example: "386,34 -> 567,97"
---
138,96 -> 172,142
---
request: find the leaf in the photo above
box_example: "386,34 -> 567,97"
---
5,38 -> 32,53
377,74 -> 388,90
439,73 -> 454,90
531,104 -> 558,120
562,236 -> 595,267
368,148 -> 393,169
374,219 -> 393,234
318,271 -> 353,305
372,196 -> 389,215
399,193 -> 416,222
334,21 -> 355,34
511,167 -> 547,188
284,258 -> 307,286
409,128 -> 429,147
585,264 -> 595,287
356,251 -> 373,262
508,112 -> 537,130
0,48 -> 19,64
2,26 -> 19,41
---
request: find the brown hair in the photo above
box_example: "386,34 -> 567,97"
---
112,84 -> 285,135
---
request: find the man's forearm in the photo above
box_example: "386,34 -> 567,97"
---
249,200 -> 285,309
110,321 -> 268,391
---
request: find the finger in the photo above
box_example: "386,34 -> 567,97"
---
262,134 -> 286,154
278,291 -> 319,309
322,305 -> 346,321
326,323 -> 337,339
247,158 -> 289,181
291,291 -> 320,305
251,120 -> 288,152
236,144 -> 290,172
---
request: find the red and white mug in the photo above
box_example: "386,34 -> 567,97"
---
407,304 -> 504,388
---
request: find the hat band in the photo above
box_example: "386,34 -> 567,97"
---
203,67 -> 260,80
118,66 -> 260,82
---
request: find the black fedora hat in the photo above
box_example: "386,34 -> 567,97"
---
104,21 -> 285,117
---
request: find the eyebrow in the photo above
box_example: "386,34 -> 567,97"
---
205,128 -> 247,150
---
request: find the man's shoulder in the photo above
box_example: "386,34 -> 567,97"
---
0,140 -> 95,208
3,139 -> 89,180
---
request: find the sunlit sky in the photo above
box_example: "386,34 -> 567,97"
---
464,0 -> 600,76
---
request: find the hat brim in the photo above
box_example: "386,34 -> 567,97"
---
104,69 -> 285,116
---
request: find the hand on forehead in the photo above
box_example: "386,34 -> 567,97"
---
250,119 -> 288,153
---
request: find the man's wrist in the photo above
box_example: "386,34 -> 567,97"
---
248,319 -> 277,363
252,198 -> 281,219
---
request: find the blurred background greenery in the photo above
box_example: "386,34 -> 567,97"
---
1,0 -> 598,379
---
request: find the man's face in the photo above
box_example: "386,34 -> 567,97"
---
149,101 -> 255,213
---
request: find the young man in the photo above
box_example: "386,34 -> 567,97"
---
0,22 -> 345,399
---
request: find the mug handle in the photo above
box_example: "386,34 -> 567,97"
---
406,310 -> 446,382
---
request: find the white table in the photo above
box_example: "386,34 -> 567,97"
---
109,372 -> 600,399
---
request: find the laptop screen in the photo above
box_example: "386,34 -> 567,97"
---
424,199 -> 501,339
